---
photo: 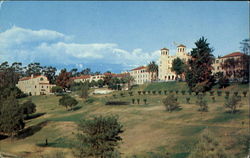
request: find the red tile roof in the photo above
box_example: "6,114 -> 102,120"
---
222,52 -> 244,58
72,75 -> 91,80
161,48 -> 169,50
19,75 -> 45,81
130,66 -> 147,71
178,44 -> 186,47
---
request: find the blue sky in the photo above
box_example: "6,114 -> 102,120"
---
0,1 -> 249,73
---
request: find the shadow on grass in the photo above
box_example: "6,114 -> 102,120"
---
105,101 -> 130,106
36,137 -> 74,148
0,134 -> 8,140
71,106 -> 82,111
24,112 -> 46,120
206,111 -> 244,123
16,121 -> 48,139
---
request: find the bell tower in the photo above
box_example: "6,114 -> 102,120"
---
161,48 -> 169,56
177,44 -> 186,56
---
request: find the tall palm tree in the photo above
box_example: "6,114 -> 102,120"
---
147,61 -> 158,82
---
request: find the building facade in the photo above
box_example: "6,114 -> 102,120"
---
158,44 -> 190,81
17,75 -> 55,96
129,66 -> 152,85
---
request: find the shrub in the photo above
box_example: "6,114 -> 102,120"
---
22,100 -> 36,118
212,97 -> 215,103
225,91 -> 230,97
52,86 -> 63,93
217,91 -> 222,96
225,96 -> 229,100
128,91 -> 133,96
120,93 -> 124,97
113,94 -> 116,98
234,92 -> 238,96
142,91 -> 146,95
158,91 -> 162,95
209,91 -> 214,96
74,115 -> 123,157
143,99 -> 147,104
175,90 -> 179,94
169,90 -> 173,93
152,91 -> 156,95
186,97 -> 190,104
224,95 -> 241,113
196,95 -> 208,112
137,99 -> 140,104
132,99 -> 135,104
188,90 -> 192,95
243,91 -> 248,97
85,98 -> 95,104
59,95 -> 78,110
147,91 -> 151,94
181,90 -> 186,95
138,91 -> 141,95
164,90 -> 167,95
162,94 -> 180,112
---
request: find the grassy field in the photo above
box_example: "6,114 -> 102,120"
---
0,82 -> 249,158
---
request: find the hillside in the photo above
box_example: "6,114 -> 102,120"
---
0,82 -> 249,158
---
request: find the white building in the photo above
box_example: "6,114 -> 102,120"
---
129,66 -> 153,85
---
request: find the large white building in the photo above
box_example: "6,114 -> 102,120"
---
129,66 -> 155,85
158,44 -> 190,81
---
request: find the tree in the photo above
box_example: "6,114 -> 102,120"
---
74,115 -> 123,158
70,68 -> 78,77
59,95 -> 78,110
0,92 -> 25,137
79,82 -> 89,99
123,75 -> 134,90
196,95 -> 208,112
186,37 -> 215,92
52,86 -> 63,93
147,61 -> 158,82
97,79 -> 104,88
22,100 -> 36,118
172,57 -> 186,80
42,66 -> 57,84
26,62 -> 42,76
162,94 -> 179,112
81,68 -> 91,75
224,95 -> 241,113
189,130 -> 228,158
56,69 -> 72,91
215,72 -> 229,88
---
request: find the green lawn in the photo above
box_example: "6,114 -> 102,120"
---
0,83 -> 249,158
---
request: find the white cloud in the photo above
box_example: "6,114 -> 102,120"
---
0,26 -> 160,71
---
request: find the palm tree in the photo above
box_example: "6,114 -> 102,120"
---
147,61 -> 158,82
123,75 -> 135,90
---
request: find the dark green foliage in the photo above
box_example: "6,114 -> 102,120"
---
242,91 -> 247,97
120,93 -> 124,97
175,90 -> 179,94
164,90 -> 167,95
0,92 -> 25,136
97,79 -> 104,88
209,91 -> 214,96
147,61 -> 158,82
143,99 -> 147,104
132,99 -> 135,104
225,91 -> 230,97
196,95 -> 208,112
188,90 -> 192,95
147,91 -> 151,94
186,97 -> 190,104
137,99 -> 140,104
218,76 -> 230,88
217,91 -> 222,96
225,96 -> 229,100
169,90 -> 173,93
158,90 -> 162,95
152,91 -> 156,95
85,98 -> 95,104
79,82 -> 89,99
237,133 -> 250,157
181,90 -> 186,95
162,94 -> 180,112
52,86 -> 63,93
105,101 -> 129,106
224,95 -> 241,113
128,91 -> 133,96
113,94 -> 116,98
59,95 -> 78,110
142,91 -> 146,95
189,130 -> 228,158
74,115 -> 123,158
138,91 -> 141,95
172,57 -> 186,81
22,100 -> 36,118
186,37 -> 215,92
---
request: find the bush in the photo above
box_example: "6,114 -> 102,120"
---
181,90 -> 186,95
164,90 -> 167,95
22,100 -> 36,118
186,97 -> 190,104
225,91 -> 230,97
142,91 -> 146,95
147,91 -> 151,94
74,115 -> 123,157
175,90 -> 179,94
224,95 -> 241,113
243,91 -> 247,97
59,95 -> 78,110
196,95 -> 208,112
209,91 -> 214,96
138,91 -> 141,95
225,96 -> 229,100
158,91 -> 162,95
234,92 -> 238,96
188,90 -> 192,95
85,98 -> 95,104
113,94 -> 116,98
152,91 -> 156,95
162,94 -> 180,112
217,91 -> 222,96
128,91 -> 133,96
120,93 -> 124,97
137,99 -> 140,104
169,90 -> 173,93
52,86 -> 63,93
212,97 -> 215,103
132,99 -> 135,104
143,99 -> 147,104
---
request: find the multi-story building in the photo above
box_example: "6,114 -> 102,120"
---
17,75 -> 55,96
158,44 -> 190,81
129,66 -> 153,85
71,75 -> 91,83
212,52 -> 247,79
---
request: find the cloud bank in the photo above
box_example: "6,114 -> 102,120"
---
0,26 -> 160,72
